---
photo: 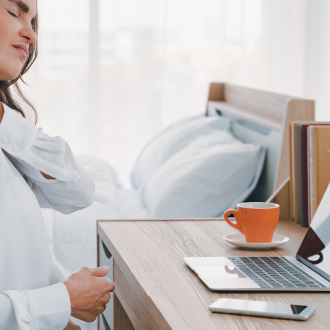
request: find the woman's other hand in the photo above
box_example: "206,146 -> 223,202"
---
63,266 -> 115,323
63,320 -> 82,330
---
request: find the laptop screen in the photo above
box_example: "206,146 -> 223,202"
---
297,183 -> 330,281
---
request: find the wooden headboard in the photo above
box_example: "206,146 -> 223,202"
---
206,83 -> 314,219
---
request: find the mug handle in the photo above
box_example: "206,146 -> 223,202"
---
307,252 -> 324,265
224,209 -> 244,234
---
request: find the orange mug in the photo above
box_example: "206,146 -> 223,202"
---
224,202 -> 280,243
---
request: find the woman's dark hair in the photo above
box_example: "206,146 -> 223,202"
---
0,4 -> 38,124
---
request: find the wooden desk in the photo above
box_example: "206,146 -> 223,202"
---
97,219 -> 328,329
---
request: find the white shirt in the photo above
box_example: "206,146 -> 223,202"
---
0,103 -> 95,329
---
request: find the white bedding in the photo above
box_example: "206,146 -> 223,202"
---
42,156 -> 146,283
117,188 -> 147,219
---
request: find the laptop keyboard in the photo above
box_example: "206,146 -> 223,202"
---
228,256 -> 326,289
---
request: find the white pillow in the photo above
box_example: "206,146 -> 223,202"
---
143,131 -> 265,218
76,155 -> 121,206
130,115 -> 231,190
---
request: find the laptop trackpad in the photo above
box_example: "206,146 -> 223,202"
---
192,265 -> 247,279
192,265 -> 260,290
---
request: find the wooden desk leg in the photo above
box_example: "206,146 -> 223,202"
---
114,293 -> 135,330
98,235 -> 135,330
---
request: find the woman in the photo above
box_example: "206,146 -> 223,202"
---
0,0 -> 115,328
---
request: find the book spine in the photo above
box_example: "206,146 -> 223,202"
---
307,128 -> 311,225
309,127 -> 317,223
292,124 -> 298,223
289,124 -> 294,221
302,126 -> 309,227
296,126 -> 303,225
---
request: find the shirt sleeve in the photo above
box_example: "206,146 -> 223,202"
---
0,104 -> 95,214
1,282 -> 71,330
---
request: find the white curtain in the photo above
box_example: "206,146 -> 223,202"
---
22,0 -> 90,153
22,0 -> 330,187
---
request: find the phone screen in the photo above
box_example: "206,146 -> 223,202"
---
210,298 -> 307,316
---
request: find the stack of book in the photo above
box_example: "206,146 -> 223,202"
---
290,122 -> 330,227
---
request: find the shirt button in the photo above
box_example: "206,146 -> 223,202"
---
1,137 -> 8,144
12,144 -> 19,151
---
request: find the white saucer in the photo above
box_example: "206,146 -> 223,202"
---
223,234 -> 289,250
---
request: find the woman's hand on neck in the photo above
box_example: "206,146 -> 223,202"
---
0,103 -> 54,180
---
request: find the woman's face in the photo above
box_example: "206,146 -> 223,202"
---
0,0 -> 37,81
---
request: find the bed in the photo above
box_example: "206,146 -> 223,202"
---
41,83 -> 314,327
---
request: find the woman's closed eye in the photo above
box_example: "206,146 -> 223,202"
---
7,9 -> 35,30
7,10 -> 19,18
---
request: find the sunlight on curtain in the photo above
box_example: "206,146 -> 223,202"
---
21,0 -> 90,155
100,0 -> 166,186
100,0 -> 263,186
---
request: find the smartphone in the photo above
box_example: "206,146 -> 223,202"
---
208,298 -> 316,321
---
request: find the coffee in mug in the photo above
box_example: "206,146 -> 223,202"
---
224,202 -> 280,243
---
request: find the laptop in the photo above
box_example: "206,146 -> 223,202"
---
184,184 -> 330,292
